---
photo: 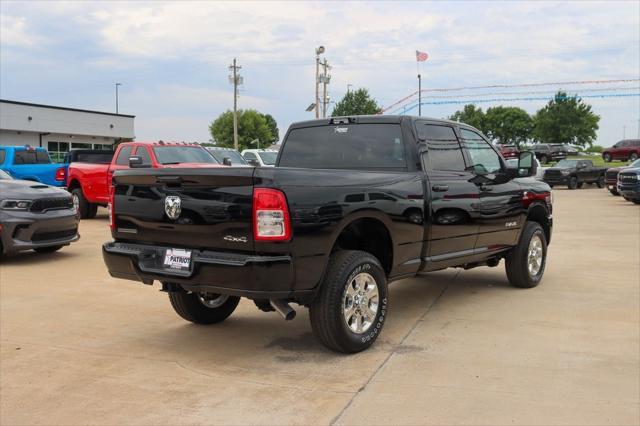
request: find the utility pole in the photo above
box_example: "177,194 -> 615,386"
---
623,125 -> 626,139
418,74 -> 422,116
115,83 -> 122,114
229,58 -> 243,151
314,46 -> 325,118
321,58 -> 331,118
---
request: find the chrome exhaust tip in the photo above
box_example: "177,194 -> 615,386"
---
269,299 -> 296,321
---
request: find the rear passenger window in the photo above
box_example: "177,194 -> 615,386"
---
36,151 -> 51,163
279,124 -> 406,170
14,150 -> 38,164
115,146 -> 133,166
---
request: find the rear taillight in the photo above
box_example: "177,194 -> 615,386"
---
55,167 -> 66,182
253,188 -> 291,241
108,187 -> 115,231
522,191 -> 552,208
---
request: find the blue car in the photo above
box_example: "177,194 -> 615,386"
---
0,146 -> 67,187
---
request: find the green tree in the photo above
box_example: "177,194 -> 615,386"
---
448,105 -> 486,133
331,88 -> 380,116
483,106 -> 532,147
263,114 -> 279,143
209,109 -> 273,151
532,91 -> 600,147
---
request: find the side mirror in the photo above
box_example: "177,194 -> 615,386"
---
516,151 -> 536,177
222,157 -> 232,166
129,156 -> 148,168
247,159 -> 260,166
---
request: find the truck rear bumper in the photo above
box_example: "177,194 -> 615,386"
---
102,241 -> 312,301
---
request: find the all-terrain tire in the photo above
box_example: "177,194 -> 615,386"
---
577,182 -> 584,189
309,250 -> 388,354
168,288 -> 240,324
505,221 -> 547,289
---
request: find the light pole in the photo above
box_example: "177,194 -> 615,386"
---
623,125 -> 626,139
315,46 -> 324,119
115,83 -> 122,114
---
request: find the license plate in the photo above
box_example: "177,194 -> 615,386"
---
163,248 -> 192,271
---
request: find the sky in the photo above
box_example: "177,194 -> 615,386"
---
1,0 -> 639,147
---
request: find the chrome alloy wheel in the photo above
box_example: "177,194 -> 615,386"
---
72,193 -> 80,215
197,292 -> 229,309
342,272 -> 379,334
527,234 -> 544,277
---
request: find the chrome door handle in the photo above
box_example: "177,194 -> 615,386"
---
432,184 -> 449,192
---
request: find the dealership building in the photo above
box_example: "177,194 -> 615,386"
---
0,99 -> 135,162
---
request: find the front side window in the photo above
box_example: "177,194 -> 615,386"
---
462,132 -> 502,175
257,151 -> 278,166
134,147 -> 152,166
115,146 -> 133,166
279,124 -> 406,170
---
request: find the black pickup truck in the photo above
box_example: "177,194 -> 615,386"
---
103,116 -> 553,353
542,159 -> 606,189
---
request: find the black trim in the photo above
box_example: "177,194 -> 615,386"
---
1,99 -> 135,118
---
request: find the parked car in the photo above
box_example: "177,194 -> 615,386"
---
542,159 -> 606,189
67,141 -> 221,219
496,144 -> 519,159
241,149 -> 278,167
604,158 -> 640,195
617,168 -> 640,204
0,146 -> 66,187
564,144 -> 580,156
531,144 -> 568,164
602,139 -> 640,162
103,115 -> 552,354
0,169 -> 79,255
506,158 -> 544,181
206,147 -> 249,166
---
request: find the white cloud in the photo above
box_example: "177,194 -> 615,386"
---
0,14 -> 44,47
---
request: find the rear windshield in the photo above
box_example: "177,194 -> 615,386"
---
152,146 -> 218,165
279,124 -> 406,170
75,152 -> 114,164
208,149 -> 247,165
13,150 -> 51,164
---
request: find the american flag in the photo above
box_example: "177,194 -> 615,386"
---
416,50 -> 429,62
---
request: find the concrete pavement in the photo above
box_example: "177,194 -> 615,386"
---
1,187 -> 638,425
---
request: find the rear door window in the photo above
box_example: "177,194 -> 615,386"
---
115,146 -> 133,166
279,124 -> 406,170
13,150 -> 50,164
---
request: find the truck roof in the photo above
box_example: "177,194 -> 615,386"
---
288,115 -> 465,130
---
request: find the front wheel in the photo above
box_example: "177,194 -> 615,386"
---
539,155 -> 548,165
596,175 -> 605,188
71,188 -> 97,219
505,221 -> 547,288
310,250 -> 388,353
603,153 -> 612,163
629,152 -> 639,161
168,288 -> 240,324
609,188 -> 619,196
633,199 -> 640,205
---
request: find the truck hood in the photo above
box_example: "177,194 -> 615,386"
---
0,179 -> 70,200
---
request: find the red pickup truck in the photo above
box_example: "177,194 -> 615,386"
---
67,142 -> 221,218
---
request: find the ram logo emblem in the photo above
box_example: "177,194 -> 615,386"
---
164,196 -> 182,220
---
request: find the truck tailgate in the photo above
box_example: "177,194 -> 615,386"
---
111,168 -> 255,252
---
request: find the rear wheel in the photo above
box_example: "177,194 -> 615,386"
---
310,250 -> 388,353
71,188 -> 97,219
630,152 -> 639,161
539,155 -> 548,165
568,176 -> 578,189
603,153 -> 612,163
168,288 -> 240,324
34,245 -> 64,254
609,188 -> 619,196
596,175 -> 605,188
505,221 -> 547,288
577,182 -> 584,189
633,199 -> 640,205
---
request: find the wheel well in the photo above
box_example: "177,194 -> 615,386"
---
527,204 -> 551,243
68,179 -> 80,190
333,218 -> 393,275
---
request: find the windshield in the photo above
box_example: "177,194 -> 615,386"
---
629,159 -> 640,168
0,169 -> 13,180
556,159 -> 578,168
257,151 -> 278,165
152,146 -> 218,165
208,149 -> 247,165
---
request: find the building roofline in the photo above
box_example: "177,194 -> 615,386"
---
0,99 -> 135,118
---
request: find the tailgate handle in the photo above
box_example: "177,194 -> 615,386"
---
156,176 -> 183,183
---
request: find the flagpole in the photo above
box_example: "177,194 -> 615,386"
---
418,73 -> 422,116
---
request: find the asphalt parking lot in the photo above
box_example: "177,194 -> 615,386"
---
1,187 -> 638,425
